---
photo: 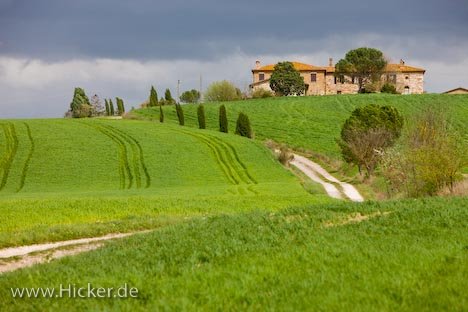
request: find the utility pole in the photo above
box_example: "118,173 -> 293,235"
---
199,74 -> 203,103
177,79 -> 180,104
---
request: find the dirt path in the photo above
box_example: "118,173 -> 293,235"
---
291,153 -> 364,202
0,231 -> 150,274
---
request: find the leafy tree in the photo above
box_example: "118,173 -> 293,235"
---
335,47 -> 387,93
70,87 -> 91,118
235,112 -> 253,138
164,89 -> 176,105
338,104 -> 403,176
219,105 -> 228,133
104,99 -> 110,116
269,62 -> 307,96
205,80 -> 241,102
175,103 -> 185,126
180,89 -> 200,103
159,105 -> 164,123
109,99 -> 115,116
197,105 -> 206,129
149,86 -> 159,107
90,94 -> 105,116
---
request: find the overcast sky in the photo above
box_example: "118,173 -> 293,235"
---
1,0 -> 468,118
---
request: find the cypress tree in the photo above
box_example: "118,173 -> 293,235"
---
235,112 -> 253,138
164,88 -> 174,105
149,86 -> 158,107
109,99 -> 115,116
197,105 -> 206,129
159,105 -> 164,123
219,105 -> 228,133
176,103 -> 185,126
120,98 -> 125,115
104,99 -> 110,116
70,87 -> 90,117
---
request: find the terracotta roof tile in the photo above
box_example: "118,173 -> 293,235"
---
253,61 -> 326,72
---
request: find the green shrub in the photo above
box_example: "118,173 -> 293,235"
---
197,105 -> 206,129
205,81 -> 241,102
180,89 -> 200,103
252,89 -> 274,98
382,108 -> 465,197
235,112 -> 253,138
219,105 -> 228,133
176,104 -> 185,126
381,83 -> 398,94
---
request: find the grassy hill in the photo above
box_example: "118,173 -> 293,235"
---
0,119 -> 325,247
1,196 -> 466,310
133,94 -> 468,159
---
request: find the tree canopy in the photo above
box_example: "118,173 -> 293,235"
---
335,47 -> 387,93
338,104 -> 403,176
269,62 -> 306,96
180,89 -> 201,103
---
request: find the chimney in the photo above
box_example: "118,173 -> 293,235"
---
255,60 -> 261,69
400,59 -> 405,65
329,58 -> 333,67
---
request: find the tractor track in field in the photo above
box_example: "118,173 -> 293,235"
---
82,121 -> 151,190
17,122 -> 35,192
0,123 -> 18,191
173,128 -> 257,194
105,125 -> 151,188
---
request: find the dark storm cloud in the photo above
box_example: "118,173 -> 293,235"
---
1,0 -> 467,61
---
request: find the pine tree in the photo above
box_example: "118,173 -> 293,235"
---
159,105 -> 164,123
105,99 -> 110,116
109,99 -> 115,116
197,105 -> 206,129
219,105 -> 228,133
235,112 -> 253,138
175,103 -> 185,126
149,86 -> 158,107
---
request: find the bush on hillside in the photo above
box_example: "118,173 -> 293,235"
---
278,146 -> 294,166
219,105 -> 228,133
205,80 -> 241,102
338,104 -> 403,176
381,83 -> 399,94
235,112 -> 253,138
70,87 -> 91,118
197,105 -> 206,129
252,89 -> 274,98
382,108 -> 465,197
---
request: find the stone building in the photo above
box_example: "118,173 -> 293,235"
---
443,87 -> 468,94
250,59 -> 425,95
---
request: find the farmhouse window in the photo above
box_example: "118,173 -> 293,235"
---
311,73 -> 317,82
259,73 -> 265,81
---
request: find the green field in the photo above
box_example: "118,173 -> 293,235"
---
0,118 -> 326,247
1,94 -> 467,311
1,197 -> 466,310
133,94 -> 468,158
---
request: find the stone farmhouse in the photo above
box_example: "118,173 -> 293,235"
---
250,59 -> 425,95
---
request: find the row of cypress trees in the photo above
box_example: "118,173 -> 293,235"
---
104,98 -> 126,116
160,103 -> 251,138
